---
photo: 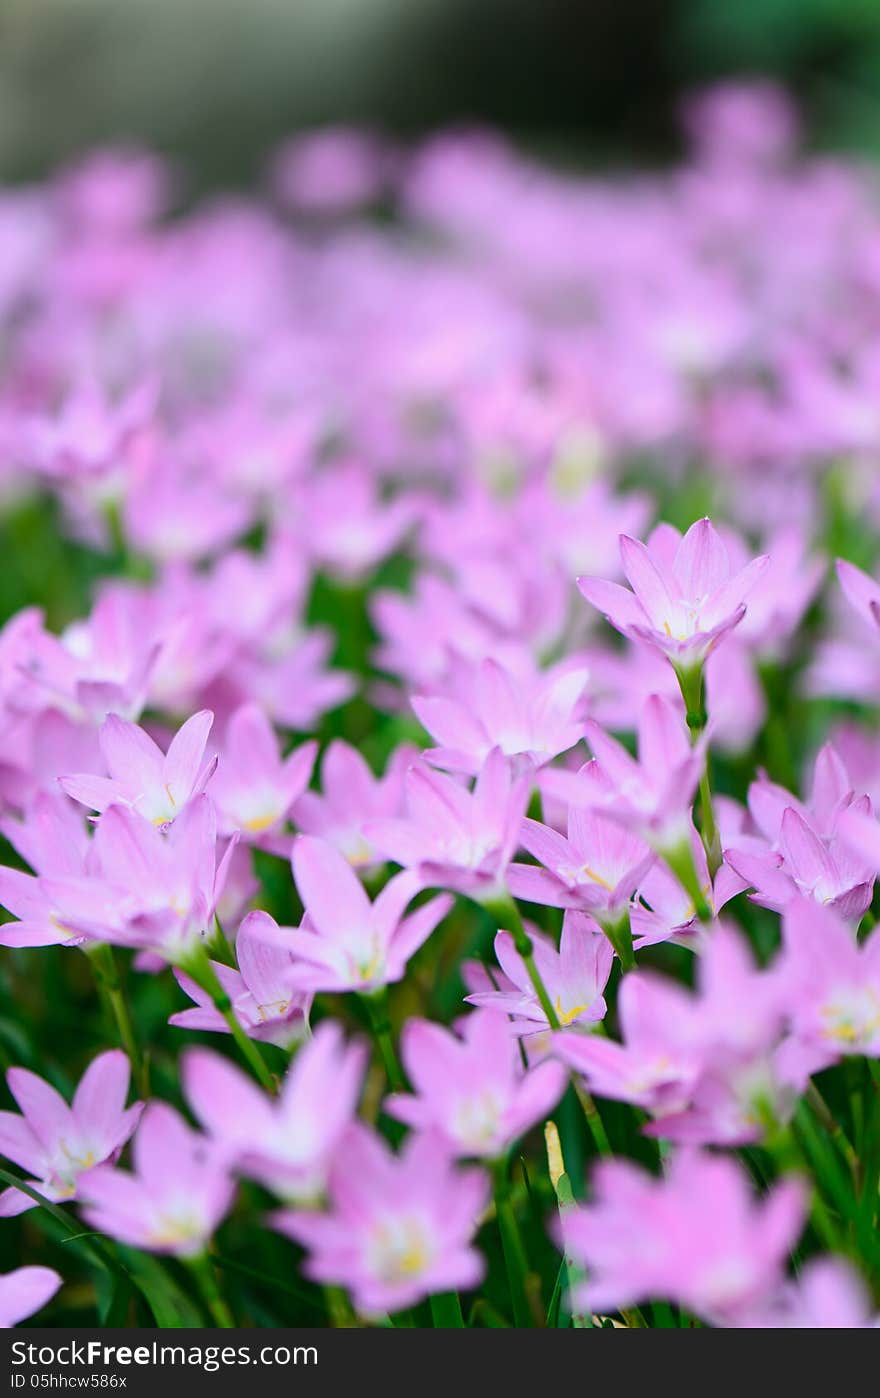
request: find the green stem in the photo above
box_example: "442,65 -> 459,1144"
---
182,950 -> 276,1094
494,895 -> 562,1028
572,1080 -> 613,1157
599,911 -> 636,972
87,943 -> 149,1098
661,838 -> 713,923
186,1252 -> 235,1328
362,989 -> 405,1091
674,663 -> 721,878
494,1159 -> 533,1328
430,1291 -> 465,1327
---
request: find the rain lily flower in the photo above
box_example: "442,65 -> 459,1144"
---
578,518 -> 768,674
466,914 -> 612,1032
779,898 -> 880,1069
61,709 -> 216,827
541,693 -> 704,852
365,748 -> 530,898
293,739 -> 414,869
558,925 -> 787,1142
183,1021 -> 366,1203
208,703 -> 316,846
507,806 -> 655,950
0,792 -> 91,947
837,558 -> 880,634
384,1008 -> 567,1157
736,1258 -> 880,1329
725,745 -> 875,920
556,969 -> 703,1113
40,796 -> 236,962
0,1267 -> 61,1327
0,1051 -> 143,1214
284,836 -> 452,993
273,1125 -> 489,1316
411,657 -> 588,776
562,1149 -> 805,1324
79,1103 -> 234,1256
171,910 -> 311,1048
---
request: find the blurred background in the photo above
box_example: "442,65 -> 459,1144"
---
4,0 -> 880,187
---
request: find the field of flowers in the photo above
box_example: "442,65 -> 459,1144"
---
1,80 -> 880,1330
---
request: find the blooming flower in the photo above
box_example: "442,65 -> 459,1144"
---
208,703 -> 316,846
735,1258 -> 880,1329
79,1102 -> 234,1256
385,1008 -> 566,1157
0,1051 -> 142,1215
184,1021 -> 366,1203
558,925 -> 787,1142
411,657 -> 588,776
170,910 -> 311,1048
779,897 -> 880,1069
562,1149 -> 805,1324
725,744 -> 874,920
41,796 -> 236,962
0,792 -> 91,948
293,739 -> 413,868
578,518 -> 768,672
273,1125 -> 488,1315
837,558 -> 880,634
507,807 -> 655,932
466,914 -> 612,1032
284,836 -> 452,993
61,709 -> 216,828
365,748 -> 530,898
541,693 -> 704,851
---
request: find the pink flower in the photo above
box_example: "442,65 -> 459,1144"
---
184,1021 -> 366,1203
542,693 -> 703,851
0,792 -> 91,947
79,1102 -> 234,1256
562,1149 -> 805,1323
0,1051 -> 143,1214
283,836 -> 452,993
507,807 -> 655,932
780,897 -> 880,1067
365,748 -> 530,899
725,745 -> 874,920
837,558 -> 880,633
578,518 -> 768,672
170,910 -> 311,1049
293,739 -> 413,868
385,1008 -> 566,1158
273,1125 -> 488,1315
271,127 -> 391,215
467,914 -> 612,1032
736,1258 -> 879,1329
42,796 -> 236,962
558,925 -> 787,1143
25,377 -> 156,495
209,703 -> 316,846
60,709 -> 216,828
411,657 -> 588,776
292,465 -> 418,582
0,1267 -> 61,1327
556,969 -> 702,1113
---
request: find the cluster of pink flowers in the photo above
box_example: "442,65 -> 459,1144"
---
2,81 -> 880,1328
